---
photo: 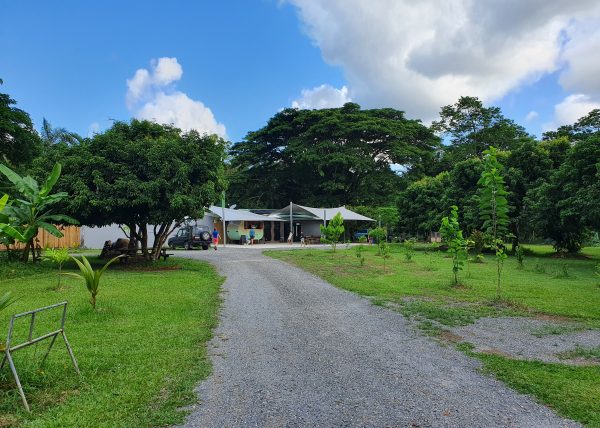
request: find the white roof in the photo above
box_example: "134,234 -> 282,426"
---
268,203 -> 374,221
208,206 -> 281,222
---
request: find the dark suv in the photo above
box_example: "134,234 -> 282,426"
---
168,226 -> 212,250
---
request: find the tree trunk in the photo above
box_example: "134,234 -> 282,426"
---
22,240 -> 31,262
150,222 -> 180,260
137,224 -> 149,259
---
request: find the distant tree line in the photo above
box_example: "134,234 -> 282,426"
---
2,76 -> 598,254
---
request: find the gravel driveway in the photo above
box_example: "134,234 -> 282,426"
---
177,247 -> 578,427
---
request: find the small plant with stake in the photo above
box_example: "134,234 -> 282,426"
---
380,241 -> 391,273
368,227 -> 386,255
515,245 -> 525,269
63,255 -> 122,309
439,205 -> 467,286
355,236 -> 367,266
45,247 -> 71,289
478,146 -> 510,299
403,238 -> 416,262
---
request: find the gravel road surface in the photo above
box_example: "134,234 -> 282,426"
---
177,247 -> 578,427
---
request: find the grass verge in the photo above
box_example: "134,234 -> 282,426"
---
0,255 -> 222,427
465,348 -> 600,426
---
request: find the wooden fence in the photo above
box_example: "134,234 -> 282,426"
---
1,226 -> 81,250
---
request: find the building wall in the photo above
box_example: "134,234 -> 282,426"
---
302,221 -> 322,237
81,214 -> 217,249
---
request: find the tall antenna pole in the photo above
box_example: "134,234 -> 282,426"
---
221,191 -> 227,247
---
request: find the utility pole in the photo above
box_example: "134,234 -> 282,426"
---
289,201 -> 293,241
221,191 -> 227,247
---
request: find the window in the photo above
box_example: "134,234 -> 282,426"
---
244,221 -> 263,229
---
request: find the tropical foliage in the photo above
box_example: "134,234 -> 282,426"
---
64,255 -> 122,309
0,163 -> 78,261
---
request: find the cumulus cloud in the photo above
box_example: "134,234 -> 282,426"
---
126,57 -> 226,137
559,10 -> 600,97
543,94 -> 600,132
525,111 -> 539,123
291,84 -> 351,109
287,0 -> 600,121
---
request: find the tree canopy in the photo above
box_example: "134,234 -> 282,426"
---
228,103 -> 439,208
41,119 -> 227,259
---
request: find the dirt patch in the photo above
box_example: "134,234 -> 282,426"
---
480,348 -> 514,358
439,330 -> 463,343
532,313 -> 577,323
449,316 -> 600,364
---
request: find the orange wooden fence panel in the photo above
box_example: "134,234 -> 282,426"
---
1,226 -> 81,250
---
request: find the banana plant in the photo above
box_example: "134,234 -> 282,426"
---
63,255 -> 122,309
0,194 -> 15,247
0,163 -> 79,262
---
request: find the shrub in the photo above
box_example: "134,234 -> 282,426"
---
320,212 -> 345,252
469,230 -> 485,254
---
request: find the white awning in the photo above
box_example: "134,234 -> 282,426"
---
208,206 -> 282,222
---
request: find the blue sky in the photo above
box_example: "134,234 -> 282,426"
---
1,1 -> 599,142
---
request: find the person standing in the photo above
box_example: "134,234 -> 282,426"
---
287,231 -> 293,245
300,232 -> 306,247
249,226 -> 256,245
212,228 -> 220,251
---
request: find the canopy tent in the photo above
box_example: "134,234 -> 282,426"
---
208,205 -> 282,222
268,203 -> 374,222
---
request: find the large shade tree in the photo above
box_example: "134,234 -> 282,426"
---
228,103 -> 439,207
43,119 -> 227,260
432,96 -> 531,167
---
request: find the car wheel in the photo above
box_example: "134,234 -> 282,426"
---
202,245 -> 209,250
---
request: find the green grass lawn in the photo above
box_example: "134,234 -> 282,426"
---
267,244 -> 600,426
0,255 -> 222,427
267,244 -> 600,324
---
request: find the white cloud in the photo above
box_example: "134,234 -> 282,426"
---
525,111 -> 539,123
288,0 -> 600,121
87,122 -> 100,137
126,57 -> 226,137
559,9 -> 600,97
543,94 -> 600,132
291,84 -> 351,109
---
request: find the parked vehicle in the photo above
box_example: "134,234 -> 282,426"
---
168,226 -> 212,250
353,229 -> 369,241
